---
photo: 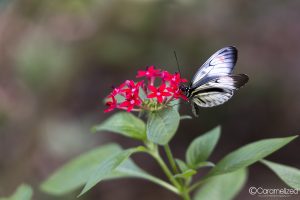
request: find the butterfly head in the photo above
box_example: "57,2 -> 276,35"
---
179,84 -> 190,96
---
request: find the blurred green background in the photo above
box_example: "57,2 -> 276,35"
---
0,0 -> 299,199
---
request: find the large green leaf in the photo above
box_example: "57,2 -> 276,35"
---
92,112 -> 146,140
41,143 -> 176,196
194,168 -> 247,200
41,144 -> 125,195
207,136 -> 298,177
146,108 -> 180,145
261,159 -> 300,189
79,147 -> 142,196
186,126 -> 220,168
0,184 -> 33,200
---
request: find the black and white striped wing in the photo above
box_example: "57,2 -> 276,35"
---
190,74 -> 249,115
190,46 -> 237,88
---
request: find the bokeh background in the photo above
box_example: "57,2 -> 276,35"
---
0,0 -> 299,199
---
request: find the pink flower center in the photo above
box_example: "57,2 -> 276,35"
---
146,72 -> 150,75
132,88 -> 136,92
157,92 -> 161,96
172,77 -> 176,81
130,99 -> 135,105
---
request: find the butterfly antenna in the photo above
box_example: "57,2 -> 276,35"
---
174,50 -> 182,75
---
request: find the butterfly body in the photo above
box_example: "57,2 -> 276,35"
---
180,46 -> 249,116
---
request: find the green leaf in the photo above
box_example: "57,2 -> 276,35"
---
92,112 -> 146,140
186,126 -> 220,168
207,136 -> 298,177
194,168 -> 247,200
175,159 -> 190,172
0,184 -> 33,200
261,159 -> 300,189
174,169 -> 197,179
79,147 -> 142,196
41,144 -> 127,195
146,108 -> 180,145
169,98 -> 180,111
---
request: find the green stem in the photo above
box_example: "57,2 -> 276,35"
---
141,173 -> 180,194
145,144 -> 193,200
147,147 -> 181,189
181,189 -> 191,200
163,144 -> 179,174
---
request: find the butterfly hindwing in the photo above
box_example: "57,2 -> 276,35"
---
190,74 -> 248,108
191,101 -> 200,117
191,46 -> 237,86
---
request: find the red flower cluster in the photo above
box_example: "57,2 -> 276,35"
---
105,66 -> 188,113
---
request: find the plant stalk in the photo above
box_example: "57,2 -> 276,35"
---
163,144 -> 180,174
147,148 -> 181,189
181,189 -> 191,200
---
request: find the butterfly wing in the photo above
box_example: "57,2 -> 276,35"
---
190,46 -> 238,88
190,74 -> 249,110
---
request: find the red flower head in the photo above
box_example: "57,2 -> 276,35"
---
147,84 -> 171,103
104,66 -> 188,113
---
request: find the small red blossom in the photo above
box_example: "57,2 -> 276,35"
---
111,83 -> 126,96
104,95 -> 117,113
167,87 -> 188,100
147,84 -> 171,103
119,94 -> 142,112
161,70 -> 173,82
136,66 -> 161,78
122,80 -> 143,97
170,72 -> 188,86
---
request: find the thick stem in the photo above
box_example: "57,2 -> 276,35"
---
163,144 -> 179,174
181,189 -> 191,200
146,144 -> 192,200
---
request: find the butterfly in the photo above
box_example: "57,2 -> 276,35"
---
179,46 -> 249,117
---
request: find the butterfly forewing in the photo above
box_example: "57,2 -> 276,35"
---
191,46 -> 237,86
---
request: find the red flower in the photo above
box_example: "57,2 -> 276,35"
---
167,87 -> 188,100
169,72 -> 188,86
161,70 -> 173,82
147,84 -> 171,103
136,66 -> 161,78
122,80 -> 143,97
118,94 -> 142,112
111,83 -> 126,96
104,95 -> 117,113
